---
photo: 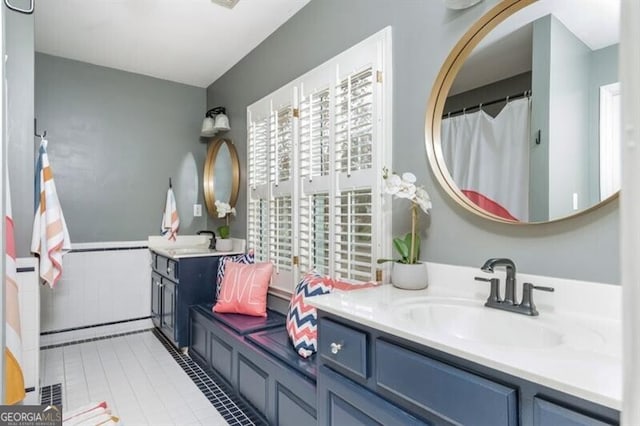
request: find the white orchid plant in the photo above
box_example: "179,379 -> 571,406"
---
378,167 -> 432,265
214,200 -> 236,239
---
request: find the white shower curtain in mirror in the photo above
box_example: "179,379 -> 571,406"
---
441,98 -> 530,221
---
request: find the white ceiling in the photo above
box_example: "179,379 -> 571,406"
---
35,0 -> 311,88
450,0 -> 620,95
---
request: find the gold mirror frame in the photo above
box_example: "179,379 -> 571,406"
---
203,138 -> 240,217
425,0 -> 619,225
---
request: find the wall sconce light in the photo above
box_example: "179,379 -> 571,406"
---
201,106 -> 231,137
444,0 -> 483,9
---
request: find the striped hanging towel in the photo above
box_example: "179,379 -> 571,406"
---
31,138 -> 72,288
161,186 -> 179,241
5,170 -> 25,404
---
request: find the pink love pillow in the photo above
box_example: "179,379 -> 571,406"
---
213,261 -> 273,317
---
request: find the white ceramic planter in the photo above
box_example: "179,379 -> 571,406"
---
215,238 -> 233,252
391,262 -> 428,290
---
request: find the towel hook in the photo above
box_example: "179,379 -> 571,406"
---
169,178 -> 172,188
34,118 -> 47,139
4,0 -> 34,14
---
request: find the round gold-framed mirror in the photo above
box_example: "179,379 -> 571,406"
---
203,138 -> 240,217
426,0 -> 620,224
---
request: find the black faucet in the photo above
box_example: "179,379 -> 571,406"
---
481,258 -> 517,305
477,258 -> 555,316
197,230 -> 216,249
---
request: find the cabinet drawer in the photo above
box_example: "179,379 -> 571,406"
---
376,339 -> 518,426
154,254 -> 178,281
319,366 -> 427,426
533,398 -> 616,426
319,319 -> 368,380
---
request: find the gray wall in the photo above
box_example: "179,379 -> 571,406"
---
547,15 -> 591,219
530,15 -> 551,222
6,1 -> 35,257
33,53 -> 208,243
588,44 -> 619,205
207,0 -> 619,284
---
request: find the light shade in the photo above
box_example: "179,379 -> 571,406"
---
201,106 -> 230,137
213,113 -> 231,132
201,116 -> 217,137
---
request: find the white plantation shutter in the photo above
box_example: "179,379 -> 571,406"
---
247,27 -> 392,295
333,65 -> 378,281
247,112 -> 270,262
334,189 -> 373,281
299,192 -> 331,275
270,101 -> 297,291
299,83 -> 332,276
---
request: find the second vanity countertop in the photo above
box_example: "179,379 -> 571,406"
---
308,262 -> 622,410
148,235 -> 244,259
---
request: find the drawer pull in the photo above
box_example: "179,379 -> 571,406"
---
155,281 -> 161,287
167,267 -> 172,274
330,342 -> 343,354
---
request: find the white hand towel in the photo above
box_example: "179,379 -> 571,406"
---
161,187 -> 179,240
30,139 -> 72,288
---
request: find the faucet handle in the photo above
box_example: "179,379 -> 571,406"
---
475,276 -> 501,305
520,283 -> 554,316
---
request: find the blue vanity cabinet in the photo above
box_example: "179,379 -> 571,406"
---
316,311 -> 620,426
150,251 -> 219,348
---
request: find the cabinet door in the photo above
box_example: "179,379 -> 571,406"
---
161,279 -> 176,338
151,272 -> 162,328
533,398 -> 616,426
318,366 -> 429,426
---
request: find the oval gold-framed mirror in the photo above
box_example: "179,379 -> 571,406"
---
203,138 -> 240,217
425,0 -> 620,224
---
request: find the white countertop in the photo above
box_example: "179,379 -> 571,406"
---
308,262 -> 622,410
150,246 -> 243,259
148,236 -> 244,259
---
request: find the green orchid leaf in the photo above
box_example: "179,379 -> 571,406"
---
402,232 -> 421,264
393,237 -> 409,262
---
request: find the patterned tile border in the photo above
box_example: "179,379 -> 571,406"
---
40,328 -> 153,350
152,329 -> 267,426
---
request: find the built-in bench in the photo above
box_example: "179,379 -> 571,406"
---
189,304 -> 317,425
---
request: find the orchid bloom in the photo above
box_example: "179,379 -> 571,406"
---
215,200 -> 236,218
381,167 -> 432,264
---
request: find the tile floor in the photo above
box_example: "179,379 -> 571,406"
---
38,329 -> 247,425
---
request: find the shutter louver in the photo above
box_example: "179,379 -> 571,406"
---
333,189 -> 374,281
247,199 -> 269,262
248,114 -> 270,261
299,192 -> 330,275
335,67 -> 374,174
271,106 -> 293,185
300,88 -> 331,181
270,196 -> 293,272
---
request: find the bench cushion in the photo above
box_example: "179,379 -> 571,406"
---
247,327 -> 317,381
192,304 -> 285,335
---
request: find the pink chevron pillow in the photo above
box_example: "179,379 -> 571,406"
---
286,271 -> 333,358
286,272 -> 379,358
213,262 -> 273,317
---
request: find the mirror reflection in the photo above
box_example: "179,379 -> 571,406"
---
439,0 -> 620,223
203,138 -> 240,217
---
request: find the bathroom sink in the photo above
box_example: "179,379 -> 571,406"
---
392,298 -> 563,349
